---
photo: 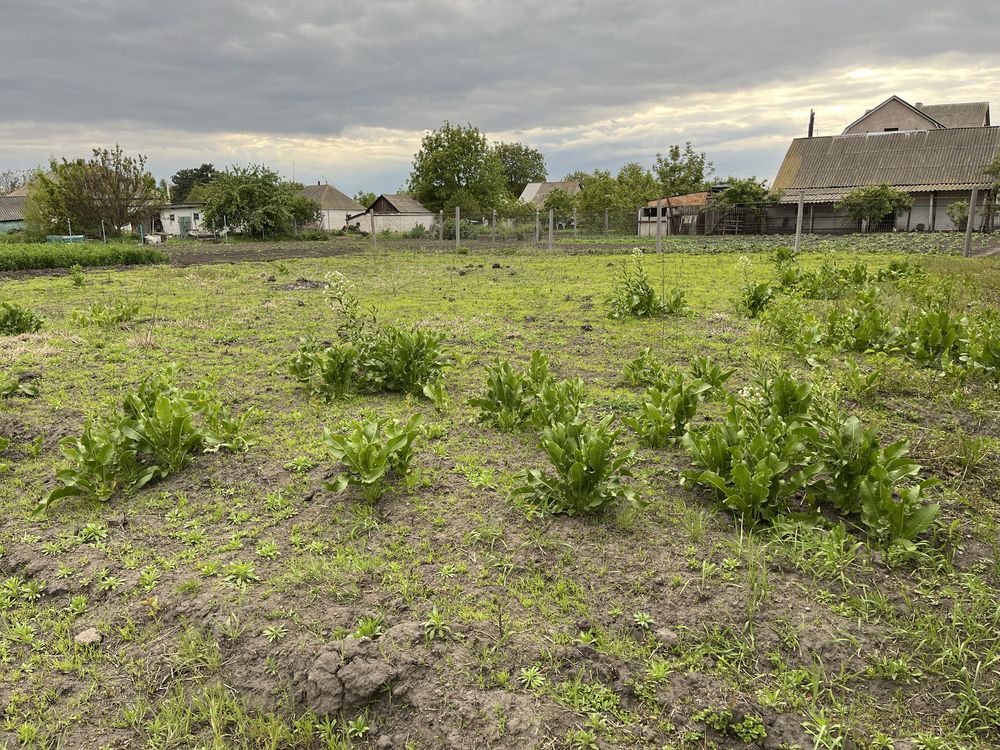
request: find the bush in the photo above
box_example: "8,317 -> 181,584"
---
324,414 -> 422,502
0,302 -> 43,335
0,243 -> 167,272
512,416 -> 635,516
359,325 -> 450,396
36,366 -> 252,515
471,352 -> 583,431
71,299 -> 141,329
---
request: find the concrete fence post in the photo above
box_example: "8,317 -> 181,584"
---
455,206 -> 461,251
604,208 -> 608,235
439,209 -> 444,248
964,187 -> 979,258
370,212 -> 376,251
535,210 -> 540,245
793,190 -> 805,255
572,208 -> 577,238
548,209 -> 554,252
491,208 -> 497,244
655,198 -> 662,253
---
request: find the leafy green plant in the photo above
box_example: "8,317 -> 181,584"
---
358,325 -> 450,397
607,251 -> 685,318
826,288 -> 901,353
0,372 -> 38,399
69,263 -> 86,287
905,308 -> 968,366
531,376 -> 584,430
623,347 -> 670,387
36,366 -> 252,515
682,398 -> 819,523
471,358 -> 534,430
71,299 -> 141,329
624,376 -> 711,448
288,339 -> 358,400
324,414 -> 422,502
0,302 -> 43,335
511,416 -> 636,516
688,355 -> 734,395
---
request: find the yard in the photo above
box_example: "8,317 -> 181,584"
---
1,240 -> 999,749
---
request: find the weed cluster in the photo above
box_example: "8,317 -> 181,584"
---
682,366 -> 939,551
607,251 -> 687,318
71,299 -> 142,329
0,302 -> 43,335
324,414 -> 422,502
37,366 -> 253,514
471,351 -> 582,430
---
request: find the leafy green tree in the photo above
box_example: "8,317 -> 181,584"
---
407,122 -> 506,213
169,164 -> 219,203
563,170 -> 592,187
653,143 -> 714,197
713,177 -> 783,210
353,191 -> 377,208
615,162 -> 659,210
202,165 -> 320,237
835,184 -> 912,231
542,188 -> 576,215
493,142 -> 547,198
25,145 -> 160,237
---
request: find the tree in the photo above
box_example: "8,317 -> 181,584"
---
653,143 -> 714,197
614,162 -> 659,210
353,191 -> 377,208
835,184 -> 913,231
202,165 -> 320,237
407,122 -> 506,213
170,164 -> 219,203
493,142 -> 546,198
25,145 -> 161,236
542,188 -> 576,215
946,200 -> 969,230
713,177 -> 783,210
0,169 -> 30,195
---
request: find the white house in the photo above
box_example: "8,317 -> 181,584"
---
300,183 -> 364,231
160,203 -> 207,237
347,194 -> 436,234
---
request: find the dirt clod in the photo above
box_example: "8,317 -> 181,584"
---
74,628 -> 102,646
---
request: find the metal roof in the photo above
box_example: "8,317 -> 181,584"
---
377,194 -> 432,214
0,196 -> 26,222
300,183 -> 364,212
773,127 -> 1000,200
917,102 -> 990,129
519,181 -> 582,207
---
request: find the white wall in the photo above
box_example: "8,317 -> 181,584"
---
347,212 -> 436,234
318,209 -> 354,231
160,206 -> 205,236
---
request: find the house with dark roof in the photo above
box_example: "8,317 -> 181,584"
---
772,96 -> 999,232
346,194 -> 436,234
0,196 -> 27,234
518,181 -> 582,208
300,182 -> 364,231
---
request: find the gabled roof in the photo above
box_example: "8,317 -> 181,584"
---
646,192 -> 709,208
519,181 -> 582,207
841,95 -> 944,134
376,194 -> 432,214
772,127 -> 1000,203
0,196 -> 27,222
917,101 -> 990,129
300,183 -> 364,212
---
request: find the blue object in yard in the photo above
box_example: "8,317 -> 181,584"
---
45,235 -> 87,243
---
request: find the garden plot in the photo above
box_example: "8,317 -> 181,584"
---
0,246 -> 999,750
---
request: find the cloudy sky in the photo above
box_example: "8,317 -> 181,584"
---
2,0 -> 999,196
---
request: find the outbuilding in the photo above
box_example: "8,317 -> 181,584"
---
347,194 -> 436,234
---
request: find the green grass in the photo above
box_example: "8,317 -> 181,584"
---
0,242 -> 167,272
0,243 -> 998,748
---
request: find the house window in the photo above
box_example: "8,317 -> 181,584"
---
193,213 -> 200,220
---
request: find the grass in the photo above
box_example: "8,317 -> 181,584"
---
0,241 -> 999,748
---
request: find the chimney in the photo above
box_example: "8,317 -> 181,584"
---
915,102 -> 924,108
807,109 -> 815,138
317,180 -> 321,185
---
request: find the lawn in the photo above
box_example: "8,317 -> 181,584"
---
1,243 -> 999,749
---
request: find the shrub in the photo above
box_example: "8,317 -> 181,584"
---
625,376 -> 711,448
511,416 -> 635,516
0,302 -> 43,335
324,414 -> 422,502
288,339 -> 358,400
905,308 -> 968,366
36,366 -> 252,515
825,288 -> 901,353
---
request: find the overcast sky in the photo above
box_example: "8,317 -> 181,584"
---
2,0 -> 999,197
